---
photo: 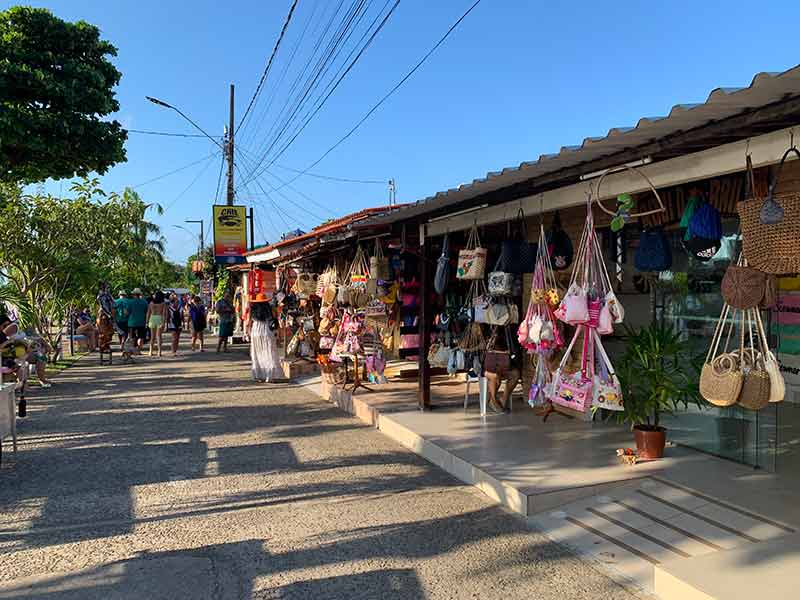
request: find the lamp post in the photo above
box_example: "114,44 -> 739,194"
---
146,88 -> 236,205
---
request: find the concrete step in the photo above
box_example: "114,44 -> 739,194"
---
530,478 -> 795,596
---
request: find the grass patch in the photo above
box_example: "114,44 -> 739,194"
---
46,353 -> 87,376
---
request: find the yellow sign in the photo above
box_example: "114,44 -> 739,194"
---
212,205 -> 247,264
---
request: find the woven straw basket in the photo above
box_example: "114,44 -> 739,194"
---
739,148 -> 800,274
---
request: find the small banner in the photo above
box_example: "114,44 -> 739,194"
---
212,205 -> 247,264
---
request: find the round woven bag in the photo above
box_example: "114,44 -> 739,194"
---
721,265 -> 766,310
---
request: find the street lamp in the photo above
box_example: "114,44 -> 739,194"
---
145,96 -> 224,152
173,220 -> 204,256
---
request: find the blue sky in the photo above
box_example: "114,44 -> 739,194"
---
9,0 -> 800,262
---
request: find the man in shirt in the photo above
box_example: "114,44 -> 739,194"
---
126,288 -> 149,351
114,290 -> 129,347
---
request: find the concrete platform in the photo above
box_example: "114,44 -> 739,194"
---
312,374 -> 800,598
655,533 -> 800,600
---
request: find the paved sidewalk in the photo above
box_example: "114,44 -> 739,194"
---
0,344 -> 643,599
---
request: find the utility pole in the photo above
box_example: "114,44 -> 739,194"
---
388,178 -> 396,206
185,219 -> 204,255
226,84 -> 235,205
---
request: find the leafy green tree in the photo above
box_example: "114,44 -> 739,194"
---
0,6 -> 127,184
0,180 -> 173,354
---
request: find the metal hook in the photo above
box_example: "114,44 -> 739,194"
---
745,137 -> 751,156
791,129 -> 795,149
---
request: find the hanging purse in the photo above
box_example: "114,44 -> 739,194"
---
434,234 -> 450,295
457,224 -> 488,280
755,308 -> 785,403
499,208 -> 537,274
591,330 -> 623,411
487,269 -> 514,296
484,302 -> 510,326
549,326 -> 593,412
557,283 -> 589,325
369,239 -> 390,281
737,310 -> 771,411
699,305 -> 744,407
721,254 -> 766,310
484,328 -> 511,375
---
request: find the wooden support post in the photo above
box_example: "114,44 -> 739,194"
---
418,229 -> 432,409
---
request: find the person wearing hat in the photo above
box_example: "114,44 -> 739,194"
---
126,288 -> 149,351
114,290 -> 130,347
245,292 -> 282,382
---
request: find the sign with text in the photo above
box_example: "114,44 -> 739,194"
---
212,205 -> 247,264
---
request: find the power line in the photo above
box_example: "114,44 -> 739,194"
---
243,0 -> 372,185
277,0 -> 483,190
273,163 -> 384,184
213,154 -> 226,203
163,154 -> 219,213
128,129 -> 222,139
133,151 -> 219,188
245,0 -> 385,184
236,0 -> 301,135
264,0 -> 400,170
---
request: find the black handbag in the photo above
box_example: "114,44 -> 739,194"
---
499,209 -> 537,274
547,211 -> 574,271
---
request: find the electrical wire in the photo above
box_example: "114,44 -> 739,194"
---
272,163 -> 384,184
244,0 -> 372,185
262,0 -> 400,170
213,154 -> 226,203
133,151 -> 219,188
274,0 -> 483,191
128,129 -> 222,139
163,153 -> 219,213
236,0 -> 301,135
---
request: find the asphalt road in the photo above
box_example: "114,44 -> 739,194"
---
0,344 -> 643,599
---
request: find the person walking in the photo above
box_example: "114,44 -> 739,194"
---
146,290 -> 167,357
126,288 -> 149,351
167,292 -> 183,357
215,289 -> 235,353
245,293 -> 282,382
114,290 -> 129,347
189,296 -> 207,352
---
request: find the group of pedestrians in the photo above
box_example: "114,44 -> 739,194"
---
112,288 -> 212,357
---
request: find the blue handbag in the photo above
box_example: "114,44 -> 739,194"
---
635,228 -> 672,272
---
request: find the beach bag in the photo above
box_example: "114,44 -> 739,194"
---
348,246 -> 370,287
721,254 -> 766,310
755,308 -> 785,403
547,211 -> 573,271
635,228 -> 672,272
556,283 -> 589,325
457,224 -> 487,280
592,331 -> 623,411
484,302 -> 510,326
484,330 -> 511,375
740,149 -> 800,273
499,209 -> 536,274
761,275 -> 778,309
605,289 -> 625,324
548,327 -> 593,412
737,311 -> 771,411
487,270 -> 514,296
364,298 -> 388,317
434,234 -> 450,295
699,304 -> 744,407
369,240 -> 390,281
296,272 -> 317,298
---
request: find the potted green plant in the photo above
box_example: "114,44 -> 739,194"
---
614,322 -> 703,459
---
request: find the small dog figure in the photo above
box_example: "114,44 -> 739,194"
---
121,339 -> 139,364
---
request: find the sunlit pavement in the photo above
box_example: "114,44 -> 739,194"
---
0,342 -> 643,599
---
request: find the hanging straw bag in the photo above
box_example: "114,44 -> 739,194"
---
457,224 -> 487,280
754,307 -> 785,403
369,239 -> 390,281
348,246 -> 370,288
739,150 -> 800,274
737,310 -> 771,411
721,254 -> 767,310
699,304 -> 744,407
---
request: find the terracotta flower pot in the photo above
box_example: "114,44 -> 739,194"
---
633,426 -> 666,459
